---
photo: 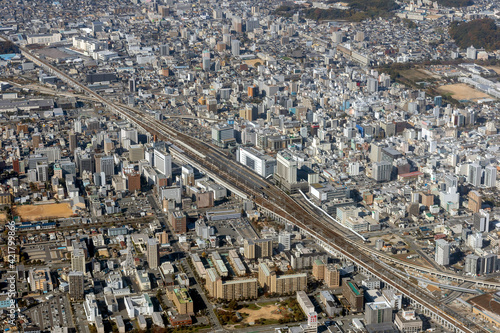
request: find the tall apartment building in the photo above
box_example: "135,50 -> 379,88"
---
69,271 -> 85,300
484,165 -> 497,188
258,263 -> 307,295
435,239 -> 450,266
147,238 -> 160,269
71,248 -> 86,273
313,260 -> 339,287
312,259 -> 325,280
244,238 -> 273,260
167,287 -> 194,315
205,268 -> 257,300
468,190 -> 482,213
342,279 -> 364,313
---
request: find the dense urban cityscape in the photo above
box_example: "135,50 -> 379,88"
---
0,0 -> 499,333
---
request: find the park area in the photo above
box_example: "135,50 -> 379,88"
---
218,298 -> 306,328
239,303 -> 282,324
437,83 -> 491,101
14,203 -> 74,221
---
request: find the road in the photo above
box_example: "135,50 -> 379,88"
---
12,38 -> 487,333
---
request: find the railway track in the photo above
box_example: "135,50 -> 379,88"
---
11,39 -> 486,333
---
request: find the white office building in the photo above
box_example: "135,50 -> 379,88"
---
238,146 -> 276,178
154,148 -> 172,178
124,294 -> 154,318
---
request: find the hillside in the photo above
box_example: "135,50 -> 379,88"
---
437,0 -> 473,7
275,0 -> 399,22
449,18 -> 500,51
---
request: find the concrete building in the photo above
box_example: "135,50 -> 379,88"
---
258,263 -> 307,295
124,294 -> 154,318
394,310 -> 423,333
372,161 -> 392,182
154,148 -> 172,178
68,271 -> 84,300
435,239 -> 450,266
365,302 -> 393,325
276,151 -> 298,185
169,210 -> 187,234
244,238 -> 273,260
238,146 -> 276,178
206,268 -> 257,300
147,238 -> 160,269
167,287 -> 194,315
342,279 -> 364,313
297,291 -> 315,315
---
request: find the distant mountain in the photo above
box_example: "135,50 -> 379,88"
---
449,18 -> 500,51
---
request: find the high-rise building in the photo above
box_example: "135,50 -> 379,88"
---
484,165 -> 497,188
365,302 -> 393,325
32,133 -> 41,149
324,265 -> 340,288
468,190 -> 482,213
154,148 -> 172,178
147,238 -> 160,269
169,211 -> 187,234
278,231 -> 291,251
69,131 -> 77,152
367,77 -> 378,93
276,151 -> 298,185
160,44 -> 169,56
468,163 -> 482,187
474,210 -> 490,232
36,162 -> 49,182
74,119 -> 82,133
232,16 -> 242,33
341,279 -> 364,313
100,155 -> 114,177
202,57 -> 211,71
370,142 -> 383,163
69,271 -> 85,300
258,263 -> 307,295
71,248 -> 86,273
244,239 -> 273,260
482,252 -> 497,275
129,77 -> 136,93
464,254 -> 480,275
205,268 -> 257,300
167,287 -> 194,315
238,146 -> 276,178
211,124 -> 234,147
121,128 -> 138,146
231,39 -> 240,57
435,239 -> 450,266
129,144 -> 144,162
372,161 -> 392,182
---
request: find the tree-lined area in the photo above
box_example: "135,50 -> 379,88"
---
0,40 -> 19,54
449,18 -> 500,51
275,0 -> 400,22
